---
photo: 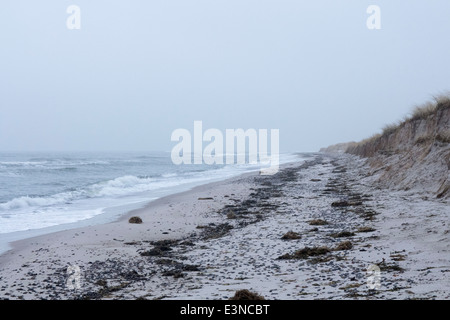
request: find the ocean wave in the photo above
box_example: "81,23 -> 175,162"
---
90,175 -> 156,197
0,153 -> 303,234
0,161 -> 47,168
0,175 -> 170,211
0,171 -> 22,177
162,173 -> 178,178
0,159 -> 110,168
0,194 -> 73,211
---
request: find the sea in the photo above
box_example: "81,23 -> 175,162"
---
0,151 -> 302,253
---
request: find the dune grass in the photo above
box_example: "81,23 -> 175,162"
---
347,93 -> 450,152
408,94 -> 450,122
436,130 -> 450,143
381,122 -> 401,136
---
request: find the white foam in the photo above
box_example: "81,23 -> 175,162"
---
0,208 -> 104,233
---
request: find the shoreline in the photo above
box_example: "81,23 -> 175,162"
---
0,153 -> 308,257
0,153 -> 306,257
0,164 -> 277,257
0,168 -> 261,259
0,154 -> 448,300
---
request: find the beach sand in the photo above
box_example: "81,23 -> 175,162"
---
0,154 -> 448,300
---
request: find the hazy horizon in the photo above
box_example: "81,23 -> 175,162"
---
1,1 -> 450,153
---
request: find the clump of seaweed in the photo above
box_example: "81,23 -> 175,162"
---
140,248 -> 164,257
128,216 -> 143,224
281,231 -> 302,240
357,226 -> 376,233
226,211 -> 237,219
277,246 -> 331,260
309,256 -> 334,264
308,219 -> 328,226
162,270 -> 184,278
390,252 -> 407,261
334,241 -> 353,251
329,231 -> 355,238
331,200 -> 362,207
201,223 -> 234,240
229,289 -> 265,300
377,259 -> 404,272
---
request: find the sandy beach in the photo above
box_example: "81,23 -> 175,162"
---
0,153 -> 448,300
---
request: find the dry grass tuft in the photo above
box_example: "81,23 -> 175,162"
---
382,122 -> 401,136
436,130 -> 450,143
409,101 -> 437,121
434,93 -> 450,110
415,134 -> 433,145
358,133 -> 381,146
408,94 -> 450,121
348,93 -> 450,152
415,130 -> 450,144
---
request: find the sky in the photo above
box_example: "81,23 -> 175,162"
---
1,0 -> 450,152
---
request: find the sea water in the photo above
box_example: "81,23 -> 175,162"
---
0,151 -> 301,253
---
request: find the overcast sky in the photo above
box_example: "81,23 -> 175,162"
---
1,0 -> 449,152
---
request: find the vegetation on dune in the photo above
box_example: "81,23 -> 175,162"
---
346,93 -> 450,153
